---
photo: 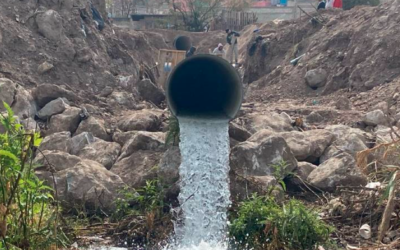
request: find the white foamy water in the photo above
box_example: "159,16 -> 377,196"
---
173,117 -> 231,249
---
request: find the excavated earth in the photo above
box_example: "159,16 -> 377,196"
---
1,0 -> 400,249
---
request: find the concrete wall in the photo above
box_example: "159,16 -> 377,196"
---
249,6 -> 315,22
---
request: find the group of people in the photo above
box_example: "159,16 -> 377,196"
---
317,0 -> 343,10
185,29 -> 240,65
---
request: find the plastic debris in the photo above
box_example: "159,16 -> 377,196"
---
359,224 -> 371,239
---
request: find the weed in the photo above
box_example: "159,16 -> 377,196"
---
165,115 -> 180,146
0,102 -> 69,249
271,160 -> 291,192
229,194 -> 334,250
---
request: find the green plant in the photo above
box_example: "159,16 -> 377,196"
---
229,194 -> 334,250
343,0 -> 380,10
271,160 -> 290,192
165,115 -> 180,146
0,102 -> 69,249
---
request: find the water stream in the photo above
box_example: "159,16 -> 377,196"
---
173,117 -> 231,249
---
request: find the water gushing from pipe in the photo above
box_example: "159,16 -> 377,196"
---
165,55 -> 242,249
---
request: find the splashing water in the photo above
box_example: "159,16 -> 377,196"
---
173,117 -> 231,249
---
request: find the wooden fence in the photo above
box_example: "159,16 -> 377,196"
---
214,10 -> 258,31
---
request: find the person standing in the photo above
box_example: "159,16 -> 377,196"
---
317,0 -> 326,10
226,29 -> 240,64
186,46 -> 196,58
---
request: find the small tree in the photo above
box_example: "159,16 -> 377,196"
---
172,0 -> 221,31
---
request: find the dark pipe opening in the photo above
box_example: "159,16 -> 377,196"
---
173,36 -> 192,51
166,55 -> 242,120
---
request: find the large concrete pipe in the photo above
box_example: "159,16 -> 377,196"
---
173,36 -> 192,51
166,55 -> 243,119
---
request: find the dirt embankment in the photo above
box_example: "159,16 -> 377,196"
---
239,1 -> 400,114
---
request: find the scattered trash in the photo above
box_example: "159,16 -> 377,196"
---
290,54 -> 305,66
365,182 -> 381,189
359,224 -> 371,239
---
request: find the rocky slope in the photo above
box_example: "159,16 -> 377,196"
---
1,0 -> 400,247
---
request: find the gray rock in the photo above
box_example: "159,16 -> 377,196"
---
21,118 -> 38,132
230,135 -> 297,177
36,10 -> 64,42
306,111 -> 325,124
230,174 -> 277,202
34,150 -> 81,172
107,91 -> 136,109
75,116 -> 111,141
117,110 -> 162,132
47,106 -> 82,135
296,162 -> 317,181
307,153 -> 368,192
0,78 -> 16,111
118,131 -> 165,160
55,160 -> 126,213
137,79 -> 165,106
68,132 -> 95,155
37,61 -> 54,74
11,86 -> 37,119
39,131 -> 71,152
249,129 -> 334,162
37,98 -> 67,119
158,146 -> 181,186
32,84 -> 76,108
229,122 -> 252,142
243,112 -> 293,133
111,151 -> 162,188
78,140 -> 121,170
112,131 -> 138,146
305,68 -> 328,88
363,110 -> 386,126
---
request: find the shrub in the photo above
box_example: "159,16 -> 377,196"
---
229,195 -> 334,250
0,103 -> 68,249
343,0 -> 380,10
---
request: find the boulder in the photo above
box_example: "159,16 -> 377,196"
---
112,131 -> 138,146
118,131 -> 165,160
47,106 -> 82,135
249,129 -> 334,162
107,91 -> 136,109
117,110 -> 161,132
68,132 -> 95,155
21,118 -> 38,132
38,131 -> 71,152
75,116 -> 111,141
0,78 -> 16,111
305,68 -> 328,88
307,153 -> 368,192
37,98 -> 67,119
305,111 -> 325,124
55,160 -> 126,213
324,125 -> 371,146
230,174 -> 277,202
295,162 -> 317,181
158,146 -> 181,185
137,79 -> 165,106
37,61 -> 54,74
229,122 -> 252,142
243,112 -> 293,134
230,135 -> 297,177
32,84 -> 76,108
11,86 -> 37,119
111,151 -> 162,188
34,150 -> 81,172
320,133 -> 368,163
78,140 -> 121,170
363,110 -> 386,126
36,10 -> 64,42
